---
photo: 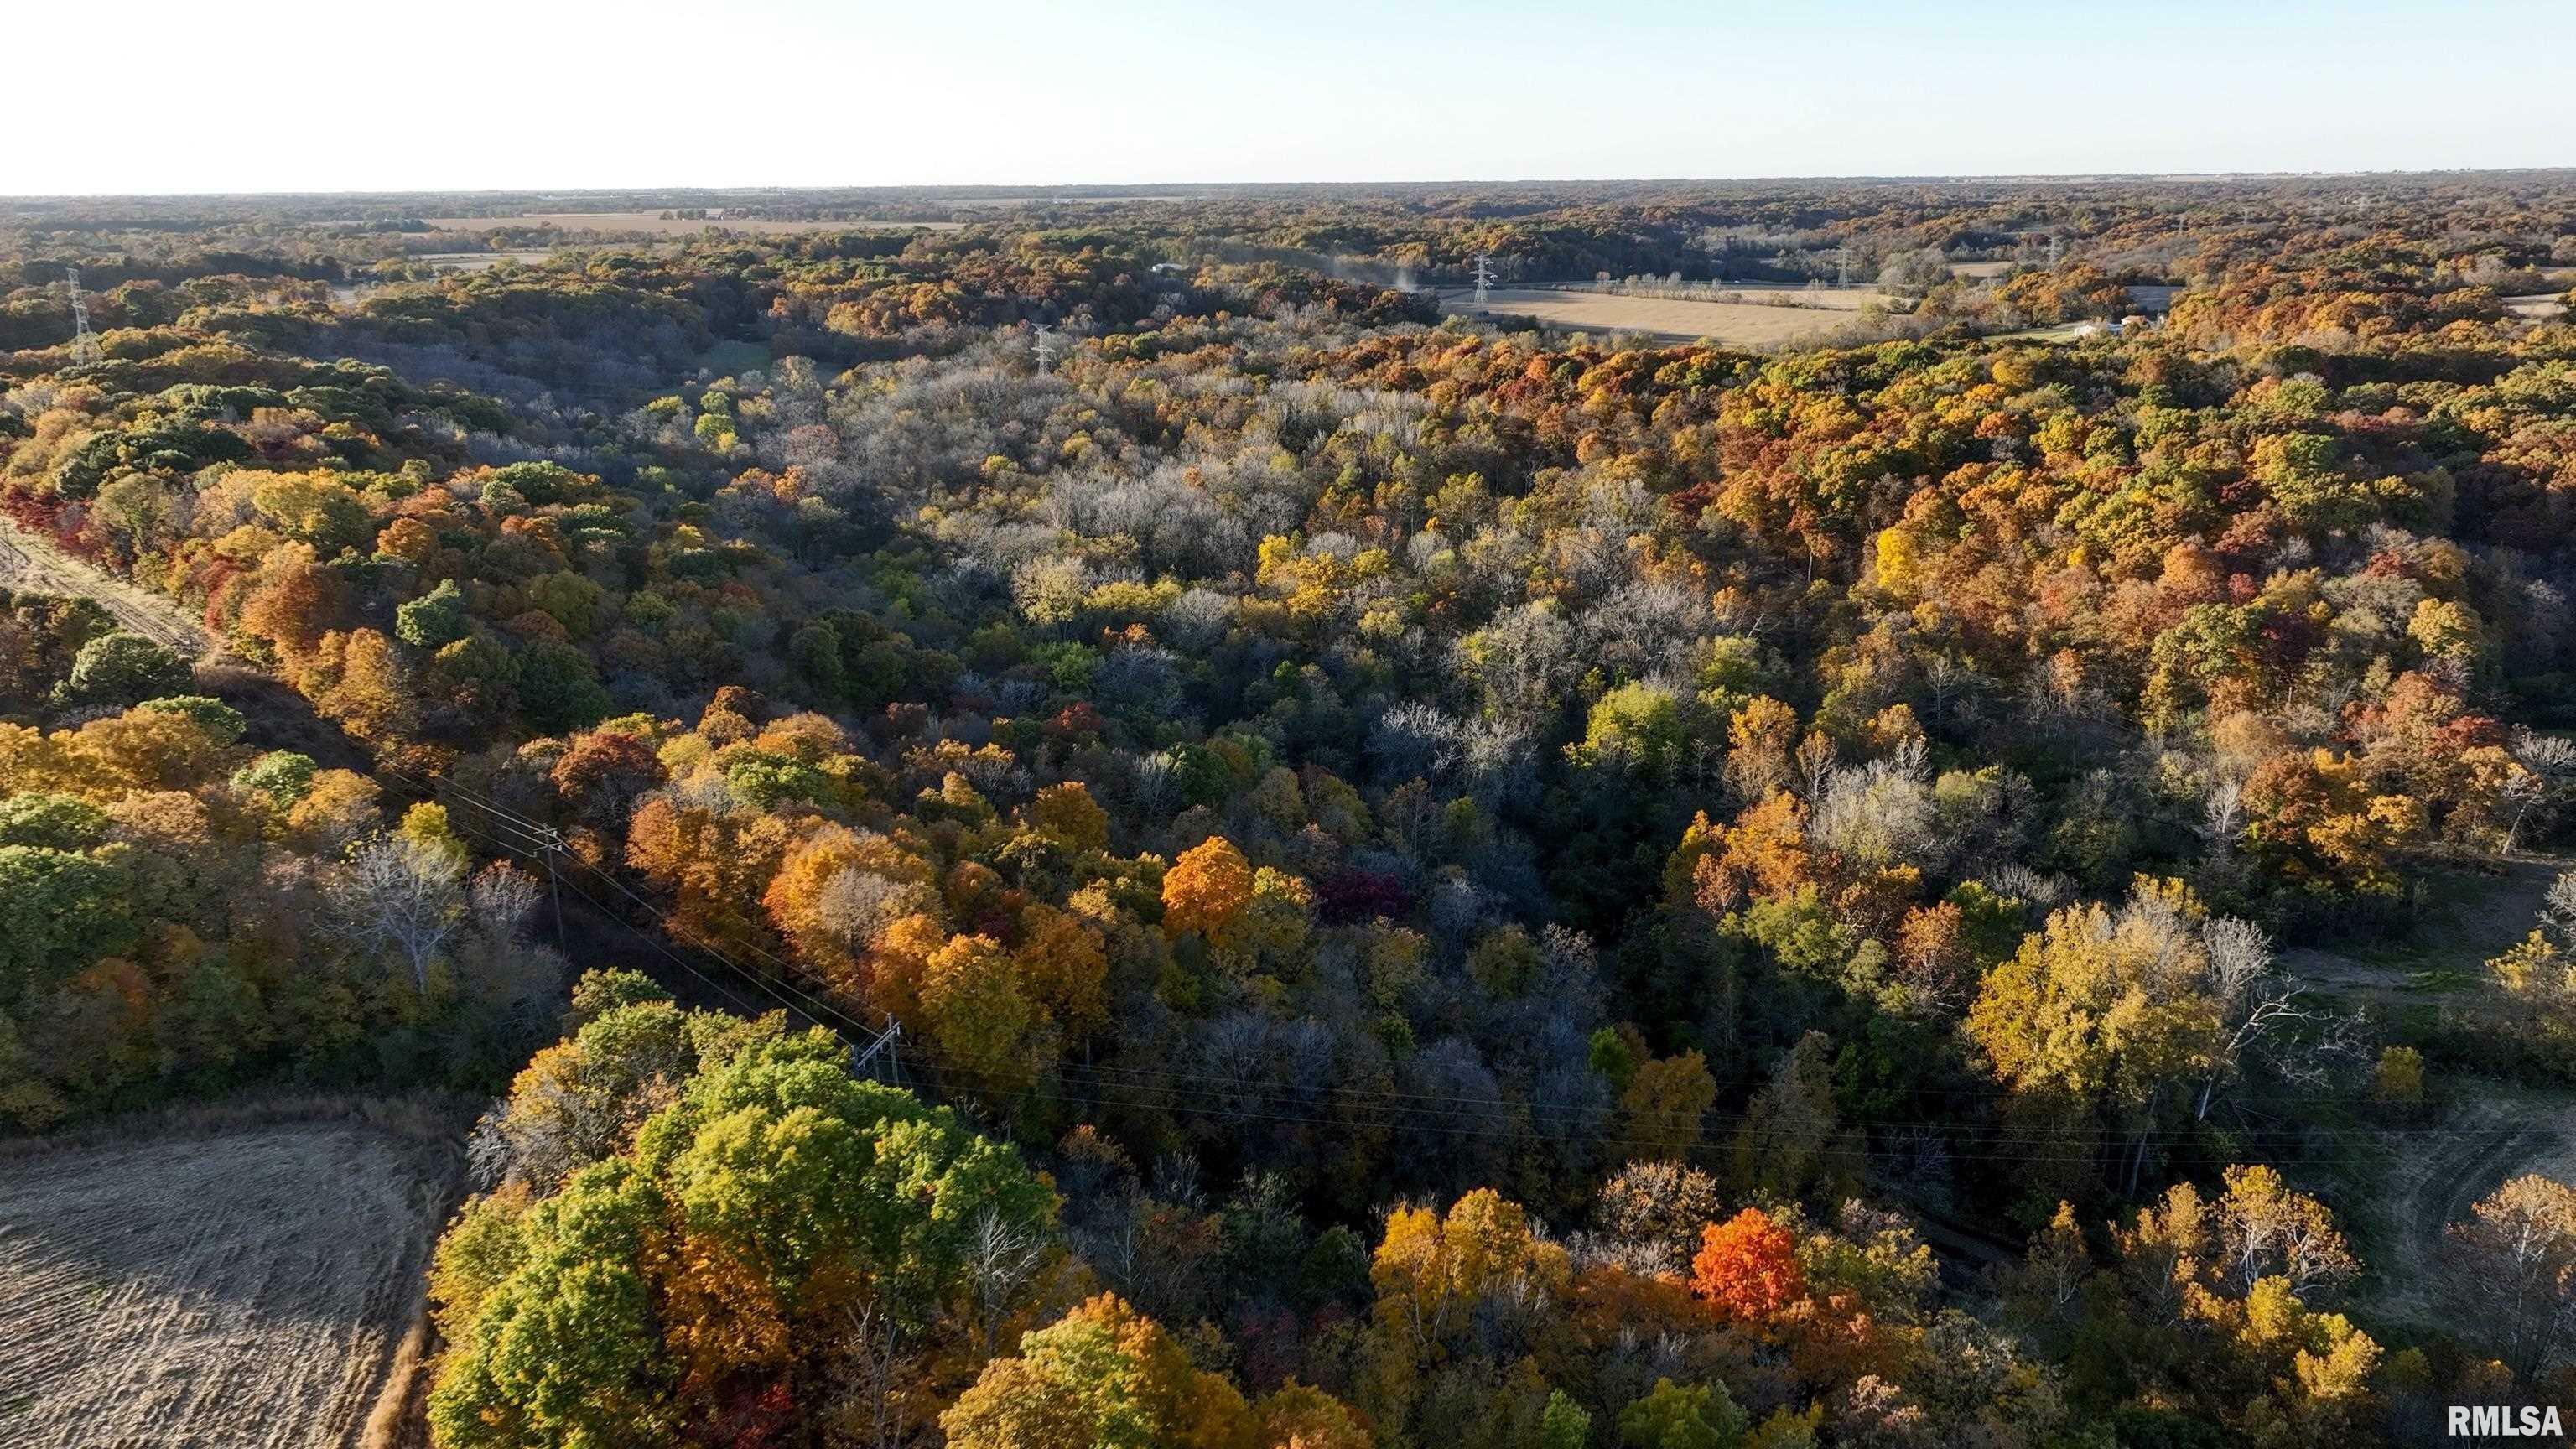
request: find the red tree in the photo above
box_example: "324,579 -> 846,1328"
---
1690,1208 -> 1805,1324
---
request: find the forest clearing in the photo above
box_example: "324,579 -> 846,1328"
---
0,1114 -> 458,1449
1437,284 -> 1885,345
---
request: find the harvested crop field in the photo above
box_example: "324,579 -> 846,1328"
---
0,1119 -> 458,1449
1440,287 -> 1884,346
424,210 -> 960,235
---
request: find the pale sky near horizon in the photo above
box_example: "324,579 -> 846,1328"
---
8,0 -> 2570,195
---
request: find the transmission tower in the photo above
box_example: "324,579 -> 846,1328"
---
1031,323 -> 1057,374
1836,247 -> 1852,288
1470,254 -> 1495,305
65,267 -> 100,365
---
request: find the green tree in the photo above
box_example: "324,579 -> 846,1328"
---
431,1026 -> 1057,1447
1619,1378 -> 1748,1449
0,845 -> 135,1008
54,631 -> 190,708
396,579 -> 471,649
515,640 -> 612,734
1540,1389 -> 1593,1449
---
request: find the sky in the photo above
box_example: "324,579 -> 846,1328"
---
8,0 -> 2571,195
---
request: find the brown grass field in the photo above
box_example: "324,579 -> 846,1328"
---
0,1116 -> 459,1449
424,211 -> 961,236
1439,287 -> 1886,346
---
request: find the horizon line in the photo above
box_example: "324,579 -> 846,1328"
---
8,165 -> 2575,205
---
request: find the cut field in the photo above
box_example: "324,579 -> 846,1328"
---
423,211 -> 962,236
2277,857 -> 2576,1335
2353,1084 -> 2576,1335
417,249 -> 558,271
0,1120 -> 459,1449
1439,287 -> 1884,346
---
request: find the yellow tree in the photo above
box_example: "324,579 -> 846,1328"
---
1965,880 -> 2228,1191
762,823 -> 935,981
943,1294 -> 1260,1449
1621,1050 -> 1716,1162
1163,836 -> 1254,944
1015,903 -> 1109,1041
1028,781 -> 1110,854
1370,1188 -> 1571,1355
919,933 -> 1045,1098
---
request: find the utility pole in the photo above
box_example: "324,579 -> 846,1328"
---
852,1019 -> 902,1081
1470,253 -> 1495,306
65,267 -> 100,365
1031,323 -> 1057,374
524,821 -> 569,953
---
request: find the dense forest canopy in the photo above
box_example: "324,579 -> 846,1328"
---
6,174 -> 2576,1448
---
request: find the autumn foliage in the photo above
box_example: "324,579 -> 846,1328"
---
1690,1208 -> 1805,1325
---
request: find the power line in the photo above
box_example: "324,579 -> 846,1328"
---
364,763 -> 2547,1170
393,764 -> 880,1046
65,266 -> 101,366
393,764 -> 2511,1140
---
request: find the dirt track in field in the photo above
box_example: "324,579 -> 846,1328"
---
0,518 -> 205,657
0,1124 -> 456,1449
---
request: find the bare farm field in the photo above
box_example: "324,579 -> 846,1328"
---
423,210 -> 962,236
1440,287 -> 1881,346
2361,1084 -> 2576,1333
0,1116 -> 460,1449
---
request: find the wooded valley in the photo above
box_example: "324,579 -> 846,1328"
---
4,174 -> 2576,1447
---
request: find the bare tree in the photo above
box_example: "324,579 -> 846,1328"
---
964,1206 -> 1051,1361
2444,1176 -> 2576,1382
2200,916 -> 2272,1006
471,862 -> 544,943
1919,653 -> 1986,729
2189,912 -> 2361,1118
327,834 -> 465,991
817,865 -> 918,953
463,1100 -> 515,1192
2202,779 -> 2244,858
2505,731 -> 2576,853
834,1303 -> 907,1449
2544,870 -> 2576,943
1813,739 -> 1939,870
